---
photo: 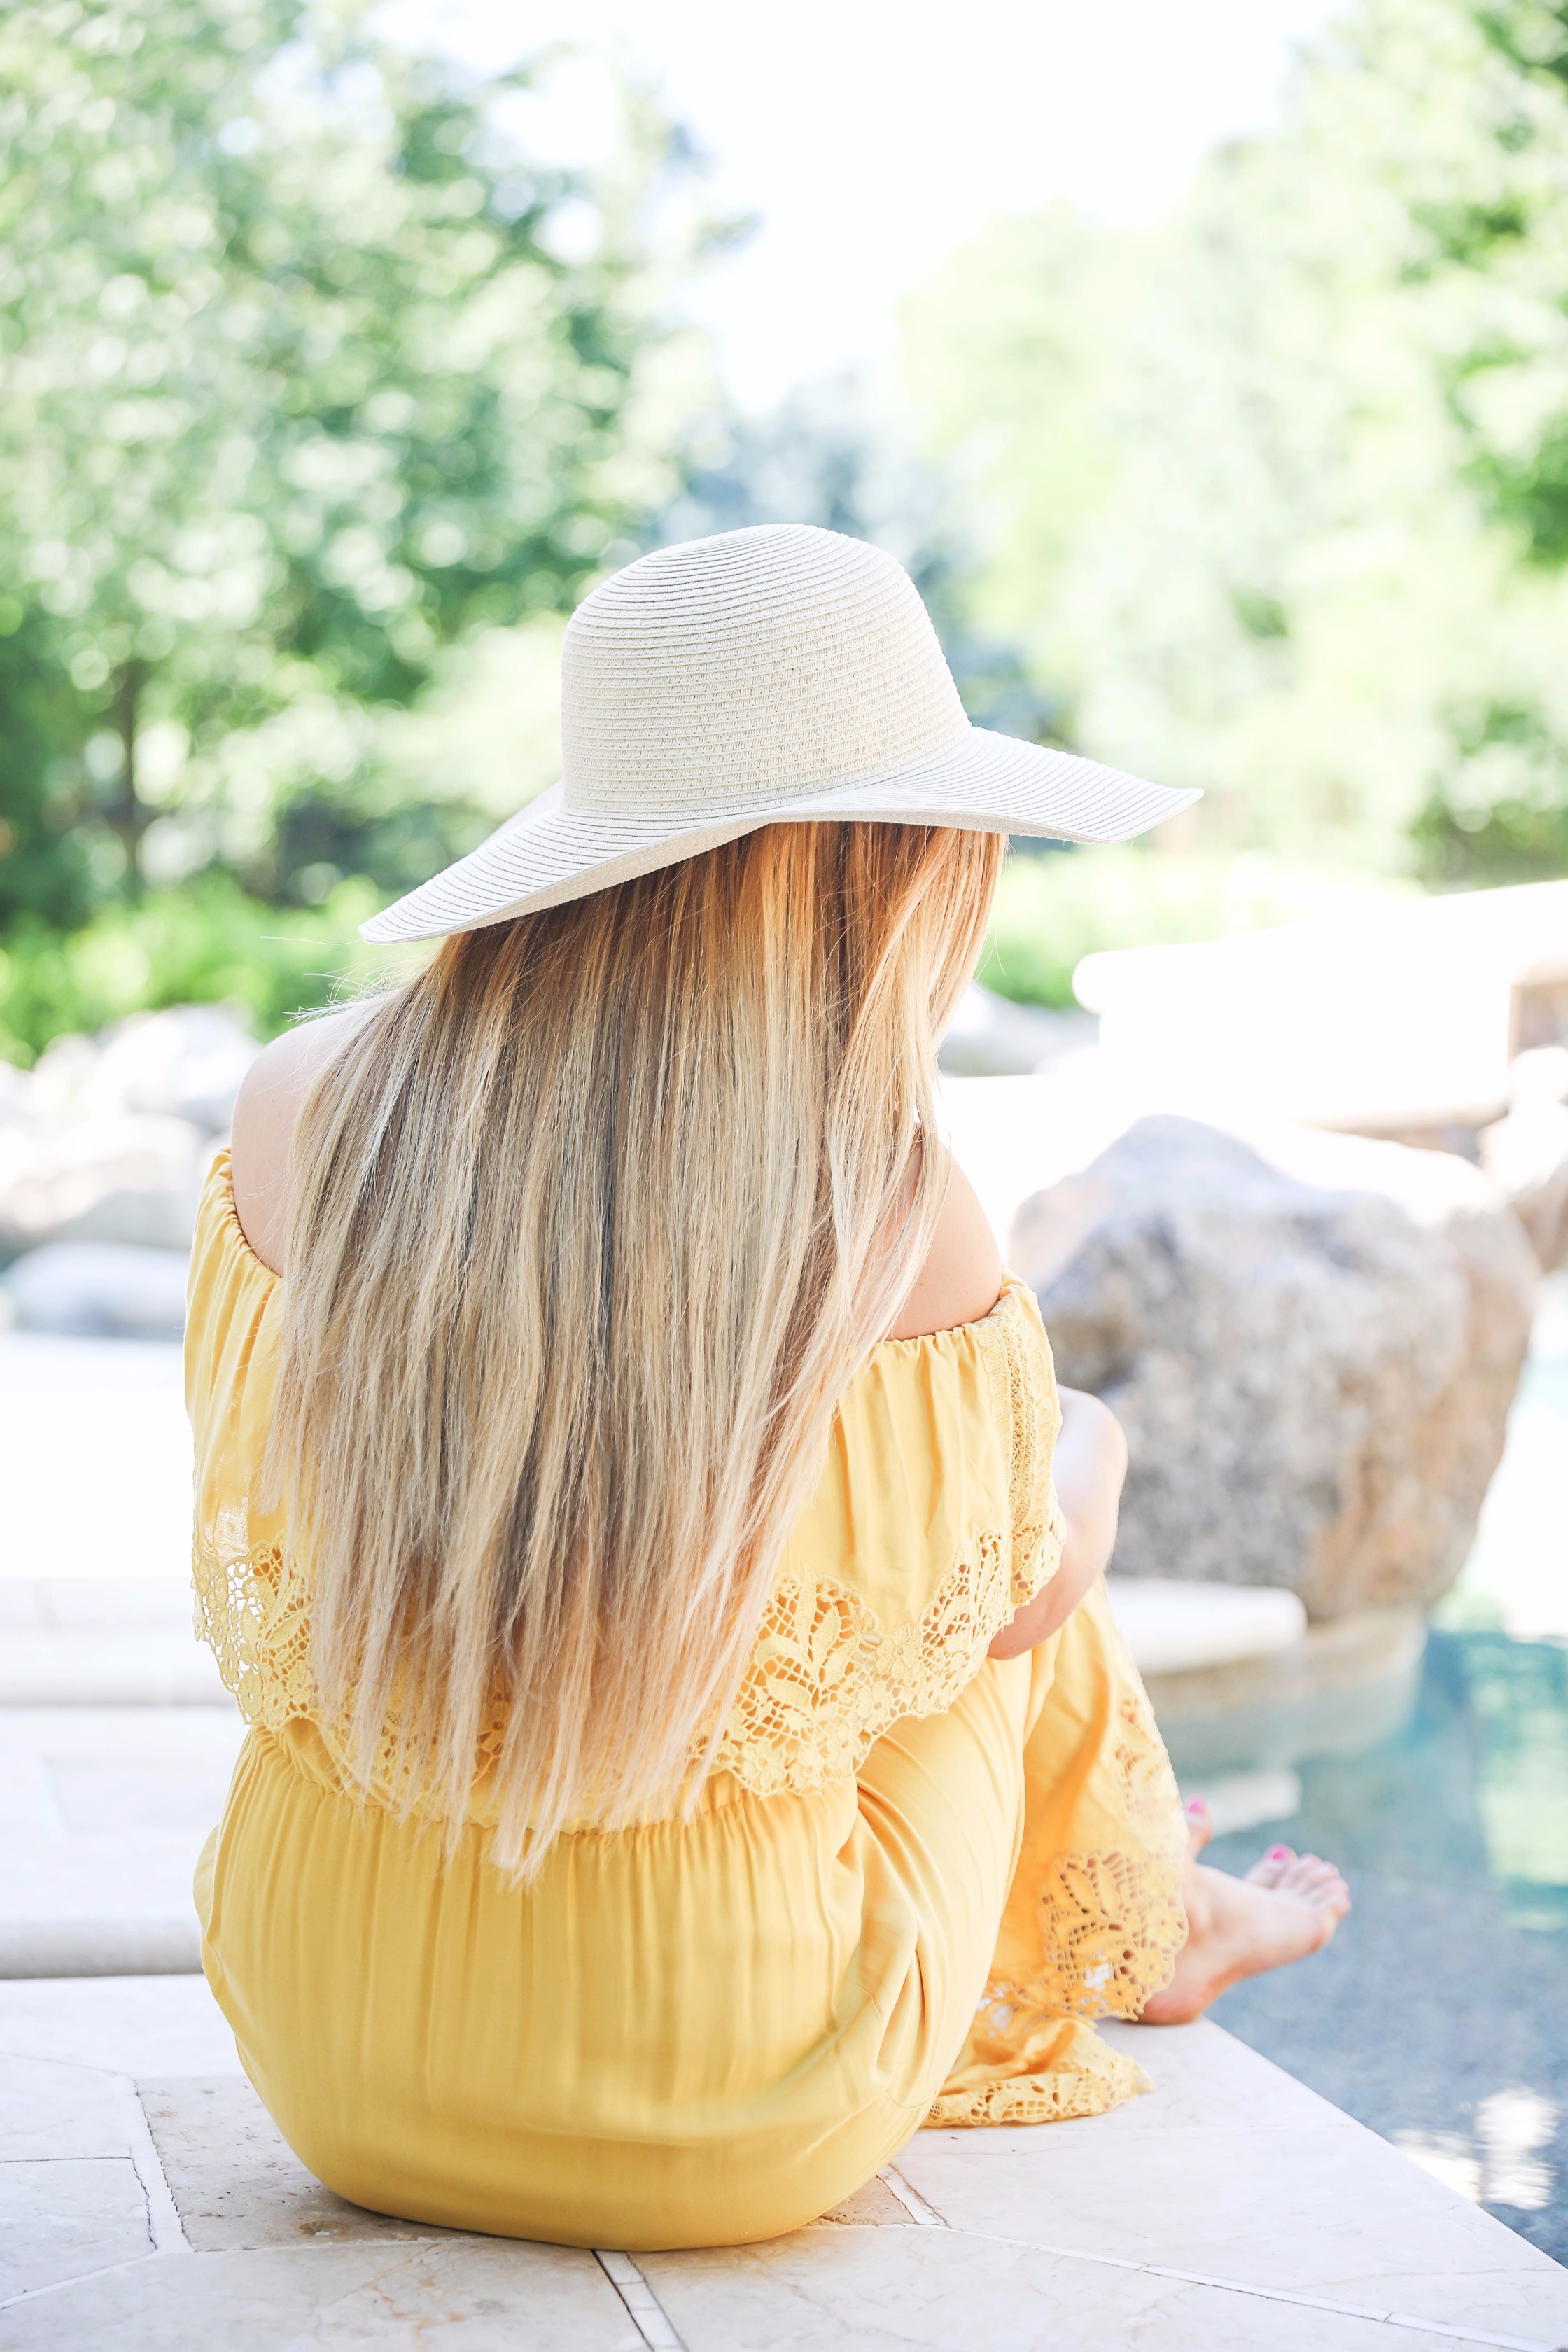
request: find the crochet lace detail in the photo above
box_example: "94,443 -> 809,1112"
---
195,1513 -> 1065,1804
1028,1695 -> 1189,2021
710,1292 -> 1063,1799
713,1527 -> 1023,1800
927,2029 -> 1152,2129
193,1283 -> 1066,1809
927,1666 -> 1188,2129
192,1529 -> 314,1735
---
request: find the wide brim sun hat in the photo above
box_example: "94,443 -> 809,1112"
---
360,523 -> 1200,943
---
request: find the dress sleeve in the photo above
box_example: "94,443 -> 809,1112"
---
186,1151 -> 314,1732
707,1280 -> 1067,1802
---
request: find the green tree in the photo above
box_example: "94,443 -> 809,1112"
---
899,0 -> 1568,880
0,0 -> 710,920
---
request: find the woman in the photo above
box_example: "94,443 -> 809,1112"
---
190,524 -> 1348,2251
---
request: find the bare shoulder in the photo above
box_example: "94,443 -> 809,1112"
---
230,1004 -> 372,1275
887,1156 -> 1005,1343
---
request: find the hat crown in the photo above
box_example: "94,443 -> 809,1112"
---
561,524 -> 969,819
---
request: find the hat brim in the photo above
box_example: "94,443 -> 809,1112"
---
359,727 -> 1200,944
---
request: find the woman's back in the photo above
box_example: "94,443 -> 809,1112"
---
186,524 -> 1341,2254
189,1131 -> 1183,2249
227,1002 -> 1007,1337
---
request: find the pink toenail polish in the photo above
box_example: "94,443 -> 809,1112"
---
1186,1799 -> 1204,1814
1269,1845 -> 1288,1860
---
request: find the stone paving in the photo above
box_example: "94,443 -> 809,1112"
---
3,1974 -> 1566,2351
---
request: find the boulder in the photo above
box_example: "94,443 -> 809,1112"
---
0,1112 -> 210,1256
0,1004 -> 255,1258
938,985 -> 1097,1078
1,1240 -> 190,1338
1480,1046 -> 1568,1270
0,1060 -> 31,1126
1011,1115 -> 1539,1619
30,1003 -> 260,1133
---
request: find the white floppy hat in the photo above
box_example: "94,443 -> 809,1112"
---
360,523 -> 1198,944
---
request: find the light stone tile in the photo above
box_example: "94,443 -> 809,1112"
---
0,1974 -> 244,2078
0,1630 -> 232,1709
0,1578 -> 192,1632
137,2077 -> 432,2252
0,1919 -> 205,1981
922,2017 -> 1353,2144
0,2055 -> 145,2162
816,2174 -> 915,2227
0,2156 -> 151,2302
1092,2016 -> 1364,2133
895,2110 -> 1568,2344
0,2240 -> 641,2351
643,2225 -> 1490,2352
0,1706 -> 245,1980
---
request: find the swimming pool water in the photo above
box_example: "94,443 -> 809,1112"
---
1209,1627 -> 1568,2260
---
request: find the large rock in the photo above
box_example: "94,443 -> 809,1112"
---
0,1112 -> 210,1256
29,1003 -> 260,1133
1480,1046 -> 1568,1270
1,1240 -> 190,1337
938,985 -> 1097,1078
1011,1115 -> 1539,1619
0,1004 -> 257,1259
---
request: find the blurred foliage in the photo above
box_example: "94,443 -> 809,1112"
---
899,0 -> 1568,883
659,378 -> 1068,747
12,0 -> 1568,1066
0,0 -> 715,934
978,845 -> 1415,1009
0,873 -> 411,1064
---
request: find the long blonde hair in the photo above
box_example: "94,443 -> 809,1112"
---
269,819 -> 1004,1875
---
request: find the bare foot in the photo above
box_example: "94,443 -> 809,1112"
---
1183,1796 -> 1212,1858
1140,1828 -> 1350,2026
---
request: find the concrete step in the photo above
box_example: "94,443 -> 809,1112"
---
8,1572 -> 1320,1707
0,1705 -> 245,1980
1,1975 -> 1562,2349
0,1631 -> 230,1708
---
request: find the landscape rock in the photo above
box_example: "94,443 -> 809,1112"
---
1480,1046 -> 1568,1270
0,1005 -> 255,1261
938,984 -> 1097,1077
1011,1115 -> 1539,1619
1,1241 -> 190,1338
0,1113 -> 210,1256
0,1060 -> 31,1126
29,1004 -> 260,1134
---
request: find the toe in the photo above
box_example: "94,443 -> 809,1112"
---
1245,1844 -> 1296,1889
1284,1855 -> 1343,1897
1184,1798 -> 1213,1858
1284,1856 -> 1351,1926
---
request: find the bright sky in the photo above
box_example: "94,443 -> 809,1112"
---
383,0 -> 1344,410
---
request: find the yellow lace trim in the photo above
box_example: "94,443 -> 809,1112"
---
712,1520 -> 1053,1800
927,2031 -> 1151,2129
192,1531 -> 314,1732
194,1282 -> 1065,1806
927,1671 -> 1188,2128
706,1287 -> 1064,1798
1027,1692 -> 1189,2023
195,1511 -> 1065,1807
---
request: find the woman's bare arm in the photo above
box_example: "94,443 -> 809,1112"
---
987,1387 -> 1128,1658
887,1156 -> 1004,1341
887,1160 -> 1127,1657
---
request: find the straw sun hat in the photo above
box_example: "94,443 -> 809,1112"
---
360,522 -> 1198,944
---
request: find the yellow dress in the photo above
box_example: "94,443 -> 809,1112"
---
188,1152 -> 1188,2251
